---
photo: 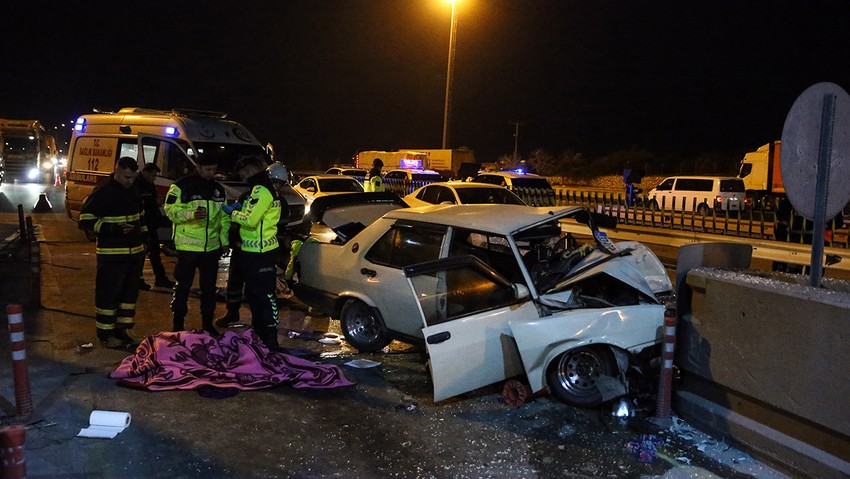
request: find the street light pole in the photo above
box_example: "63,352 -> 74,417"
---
441,0 -> 458,150
509,121 -> 521,163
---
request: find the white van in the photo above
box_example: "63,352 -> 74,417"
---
646,176 -> 746,213
64,107 -> 305,226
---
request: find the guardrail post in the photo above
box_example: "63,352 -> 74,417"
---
17,205 -> 27,242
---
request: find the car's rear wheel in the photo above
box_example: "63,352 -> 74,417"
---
647,199 -> 659,211
696,203 -> 710,215
547,346 -> 615,407
340,299 -> 391,352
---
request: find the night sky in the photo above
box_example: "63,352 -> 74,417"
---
4,1 -> 850,167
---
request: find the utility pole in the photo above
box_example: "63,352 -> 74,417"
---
509,121 -> 522,163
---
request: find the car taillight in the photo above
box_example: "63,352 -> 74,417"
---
715,195 -> 723,204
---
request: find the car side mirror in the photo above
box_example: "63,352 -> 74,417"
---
513,283 -> 530,301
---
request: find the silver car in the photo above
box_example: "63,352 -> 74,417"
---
293,204 -> 672,406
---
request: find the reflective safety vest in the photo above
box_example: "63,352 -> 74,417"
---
164,175 -> 230,252
79,178 -> 147,256
231,181 -> 281,253
364,174 -> 385,192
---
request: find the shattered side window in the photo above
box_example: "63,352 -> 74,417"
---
449,229 -> 524,284
365,222 -> 445,269
412,266 -> 517,326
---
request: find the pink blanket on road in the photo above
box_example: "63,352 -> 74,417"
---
110,329 -> 355,391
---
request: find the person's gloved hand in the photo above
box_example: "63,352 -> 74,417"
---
222,202 -> 242,215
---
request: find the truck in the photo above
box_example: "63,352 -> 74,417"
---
737,141 -> 783,210
0,119 -> 58,183
355,148 -> 477,178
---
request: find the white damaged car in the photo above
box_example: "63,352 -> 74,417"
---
293,204 -> 673,406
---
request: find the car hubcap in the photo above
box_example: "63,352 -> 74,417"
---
346,304 -> 378,341
557,350 -> 601,395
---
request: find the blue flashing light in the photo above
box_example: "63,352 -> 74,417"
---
512,168 -> 525,175
74,117 -> 86,132
164,126 -> 178,137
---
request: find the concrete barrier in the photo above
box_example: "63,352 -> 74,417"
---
676,267 -> 850,478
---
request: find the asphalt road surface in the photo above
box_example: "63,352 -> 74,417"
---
0,198 -> 791,478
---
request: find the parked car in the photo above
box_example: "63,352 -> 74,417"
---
646,176 -> 745,213
326,167 -> 367,178
403,181 -> 526,208
470,171 -> 555,206
383,168 -> 444,182
293,175 -> 364,213
293,204 -> 673,406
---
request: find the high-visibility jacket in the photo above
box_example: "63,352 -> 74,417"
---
363,171 -> 385,192
231,173 -> 281,253
79,177 -> 147,256
164,174 -> 230,252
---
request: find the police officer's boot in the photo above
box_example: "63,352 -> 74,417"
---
202,315 -> 219,337
173,315 -> 185,332
260,326 -> 281,352
214,308 -> 240,329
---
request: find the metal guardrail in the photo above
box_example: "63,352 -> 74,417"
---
511,186 -> 849,250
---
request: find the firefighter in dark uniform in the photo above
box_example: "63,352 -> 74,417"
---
136,163 -> 175,289
164,155 -> 230,335
222,157 -> 282,349
79,156 -> 146,348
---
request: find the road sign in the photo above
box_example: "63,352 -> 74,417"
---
781,82 -> 850,287
780,82 -> 850,221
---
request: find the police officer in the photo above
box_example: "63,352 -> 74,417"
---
216,162 -> 290,328
223,157 -> 282,349
363,158 -> 385,192
164,155 -> 230,335
79,156 -> 146,348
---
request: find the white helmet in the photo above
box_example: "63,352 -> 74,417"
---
267,162 -> 290,183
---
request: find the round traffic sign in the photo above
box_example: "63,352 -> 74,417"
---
780,82 -> 850,220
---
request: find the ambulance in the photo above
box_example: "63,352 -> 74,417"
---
64,107 -> 305,226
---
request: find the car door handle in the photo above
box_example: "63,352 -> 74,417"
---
427,331 -> 451,344
360,268 -> 376,277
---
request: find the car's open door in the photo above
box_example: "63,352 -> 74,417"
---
403,256 -> 535,402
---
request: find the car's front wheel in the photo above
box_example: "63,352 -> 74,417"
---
547,346 -> 616,407
339,299 -> 391,352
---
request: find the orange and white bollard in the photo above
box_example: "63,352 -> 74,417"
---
652,306 -> 677,427
0,425 -> 27,479
6,304 -> 33,418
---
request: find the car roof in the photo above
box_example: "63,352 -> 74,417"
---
387,169 -> 441,174
661,176 -> 741,181
477,171 -> 543,178
303,175 -> 362,181
384,204 -> 581,234
416,181 -> 509,189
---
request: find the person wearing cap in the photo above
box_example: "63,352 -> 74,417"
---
79,156 -> 146,348
164,155 -> 230,335
222,156 -> 282,350
363,158 -> 385,192
136,163 -> 175,290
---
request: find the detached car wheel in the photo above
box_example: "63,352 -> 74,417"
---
547,346 -> 615,407
340,299 -> 391,352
